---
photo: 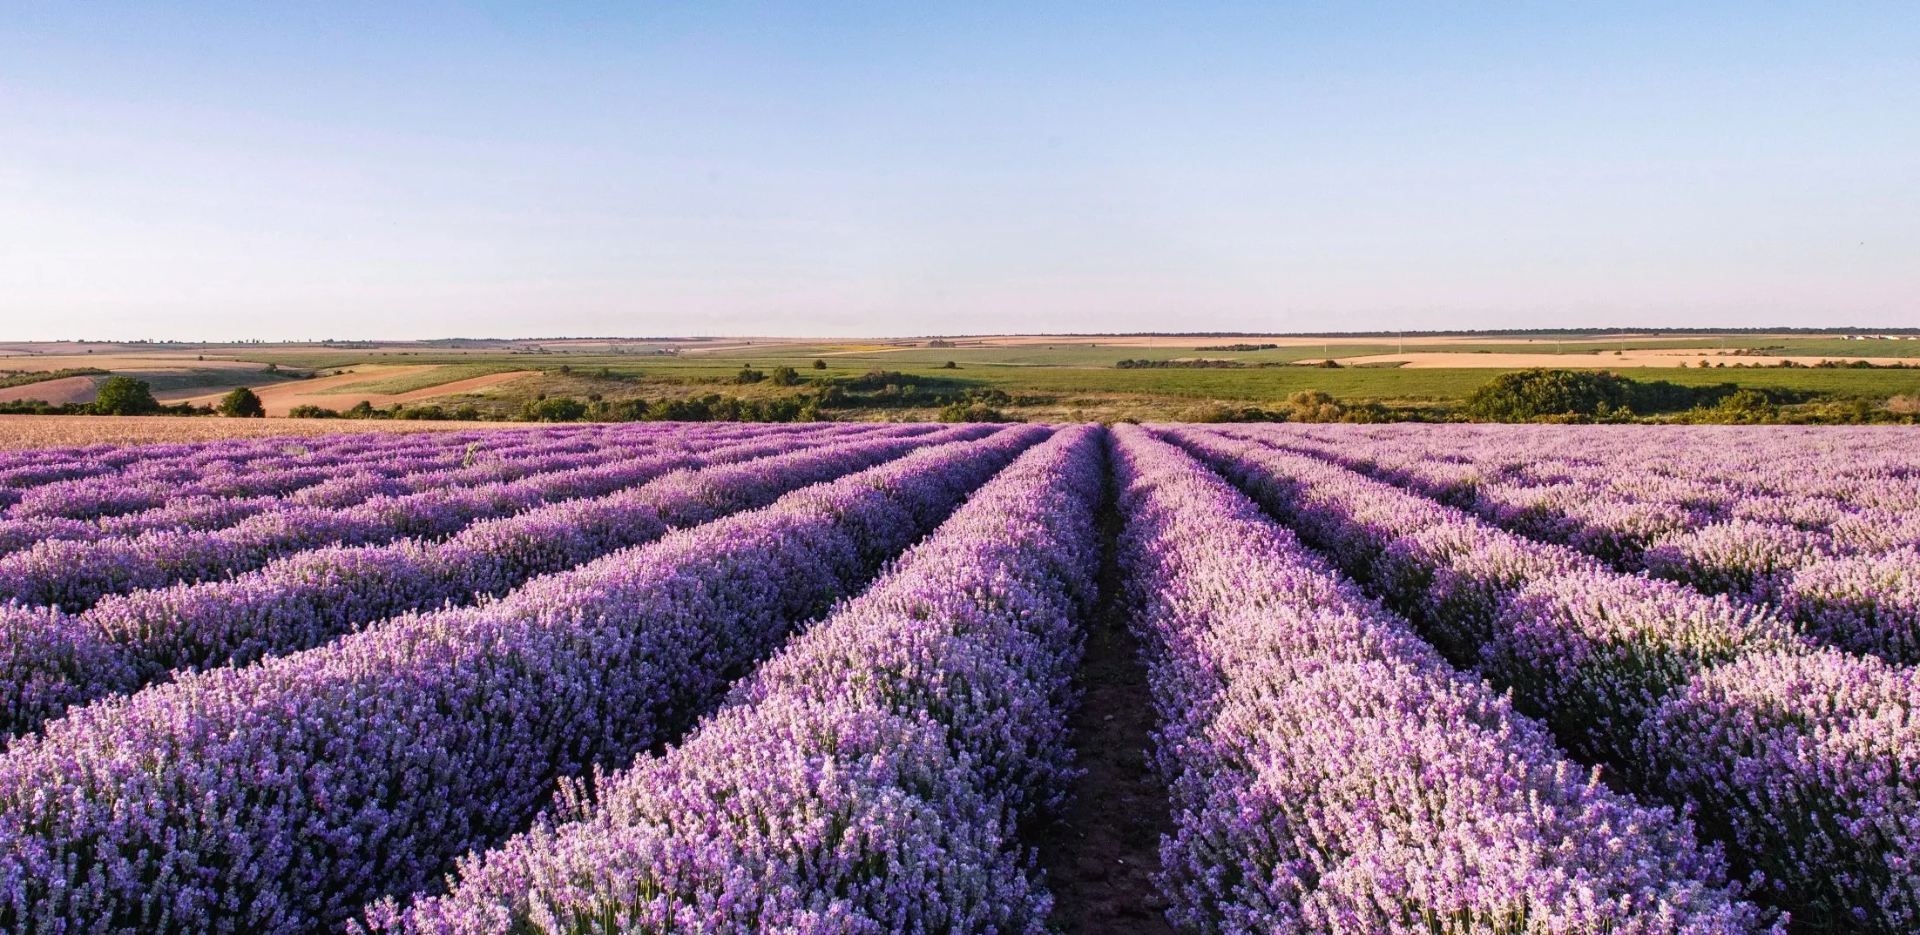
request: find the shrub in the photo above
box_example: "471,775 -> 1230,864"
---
1178,404 -> 1281,423
217,387 -> 266,418
1712,389 -> 1779,422
937,402 -> 1009,423
521,397 -> 588,422
1287,390 -> 1345,423
1464,369 -> 1632,421
768,366 -> 800,386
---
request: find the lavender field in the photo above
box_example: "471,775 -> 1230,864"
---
0,422 -> 1913,934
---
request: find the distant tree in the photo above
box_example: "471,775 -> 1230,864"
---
768,365 -> 801,386
941,361 -> 958,369
735,367 -> 766,385
92,377 -> 159,415
812,359 -> 827,370
218,387 -> 266,418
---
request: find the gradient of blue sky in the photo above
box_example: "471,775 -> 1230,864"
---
2,2 -> 1915,339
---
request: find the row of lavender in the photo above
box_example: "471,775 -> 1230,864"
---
6,418 -> 1912,935
0,423 -> 865,610
1267,423 -> 1920,524
0,422 -> 844,545
0,424 -> 703,547
0,424 -> 581,506
0,425 -> 1042,933
1111,425 -> 1760,934
1258,424 -> 1920,663
370,424 -> 1814,935
368,425 -> 1104,934
4,426 -> 616,521
1170,426 -> 1917,932
0,429 -> 484,494
0,423 -> 979,739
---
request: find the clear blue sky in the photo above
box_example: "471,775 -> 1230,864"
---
2,2 -> 1915,339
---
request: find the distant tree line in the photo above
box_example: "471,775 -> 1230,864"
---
1462,369 -> 1916,424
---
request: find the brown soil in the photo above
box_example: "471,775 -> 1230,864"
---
1035,501 -> 1179,935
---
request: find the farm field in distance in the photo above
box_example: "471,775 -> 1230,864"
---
3,330 -> 1919,429
0,420 -> 1913,934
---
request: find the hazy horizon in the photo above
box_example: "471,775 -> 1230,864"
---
4,3 -> 1915,340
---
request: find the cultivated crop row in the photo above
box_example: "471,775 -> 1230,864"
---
0,421 -> 1914,933
0,424 -> 591,504
0,423 -> 879,610
0,424 -> 746,548
0,426 -> 1039,933
0,424 -> 979,738
1252,424 -> 1920,664
371,425 -> 1104,934
1111,426 -> 1754,934
1170,425 -> 1917,931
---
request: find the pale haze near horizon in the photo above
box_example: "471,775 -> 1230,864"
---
1,2 -> 1915,341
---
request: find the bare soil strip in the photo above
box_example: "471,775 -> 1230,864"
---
1034,496 -> 1179,935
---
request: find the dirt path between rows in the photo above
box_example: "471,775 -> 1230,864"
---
1033,499 -> 1178,934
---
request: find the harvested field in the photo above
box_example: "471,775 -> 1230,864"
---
0,376 -> 105,405
0,415 -> 510,450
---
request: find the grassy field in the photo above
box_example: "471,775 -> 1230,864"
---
4,333 -> 1916,423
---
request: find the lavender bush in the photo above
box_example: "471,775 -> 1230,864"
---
0,427 -> 1041,935
0,425 -> 970,738
0,425 -> 855,610
1170,425 -> 1920,931
367,425 -> 1102,935
1113,426 -> 1758,935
